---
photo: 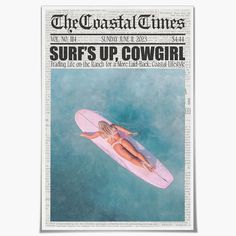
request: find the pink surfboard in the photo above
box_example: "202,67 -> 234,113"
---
75,109 -> 174,189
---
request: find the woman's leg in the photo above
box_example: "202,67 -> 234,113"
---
113,144 -> 143,168
120,139 -> 151,165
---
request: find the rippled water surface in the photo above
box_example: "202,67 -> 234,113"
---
51,69 -> 185,221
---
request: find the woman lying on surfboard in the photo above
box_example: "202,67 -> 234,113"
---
80,120 -> 154,172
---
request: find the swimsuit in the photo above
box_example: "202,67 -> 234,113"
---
111,137 -> 123,148
104,131 -> 123,148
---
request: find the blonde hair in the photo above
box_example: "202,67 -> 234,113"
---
98,121 -> 117,139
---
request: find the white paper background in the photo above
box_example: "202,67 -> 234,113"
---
0,0 -> 236,235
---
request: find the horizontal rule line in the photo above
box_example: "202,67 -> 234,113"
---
50,43 -> 185,45
50,33 -> 186,36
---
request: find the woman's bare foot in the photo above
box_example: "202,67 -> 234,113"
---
142,162 -> 155,172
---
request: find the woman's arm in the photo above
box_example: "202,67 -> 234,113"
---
113,124 -> 134,136
80,131 -> 101,139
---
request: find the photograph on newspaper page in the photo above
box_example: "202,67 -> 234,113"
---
41,6 -> 195,231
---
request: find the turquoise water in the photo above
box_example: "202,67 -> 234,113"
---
51,69 -> 185,221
